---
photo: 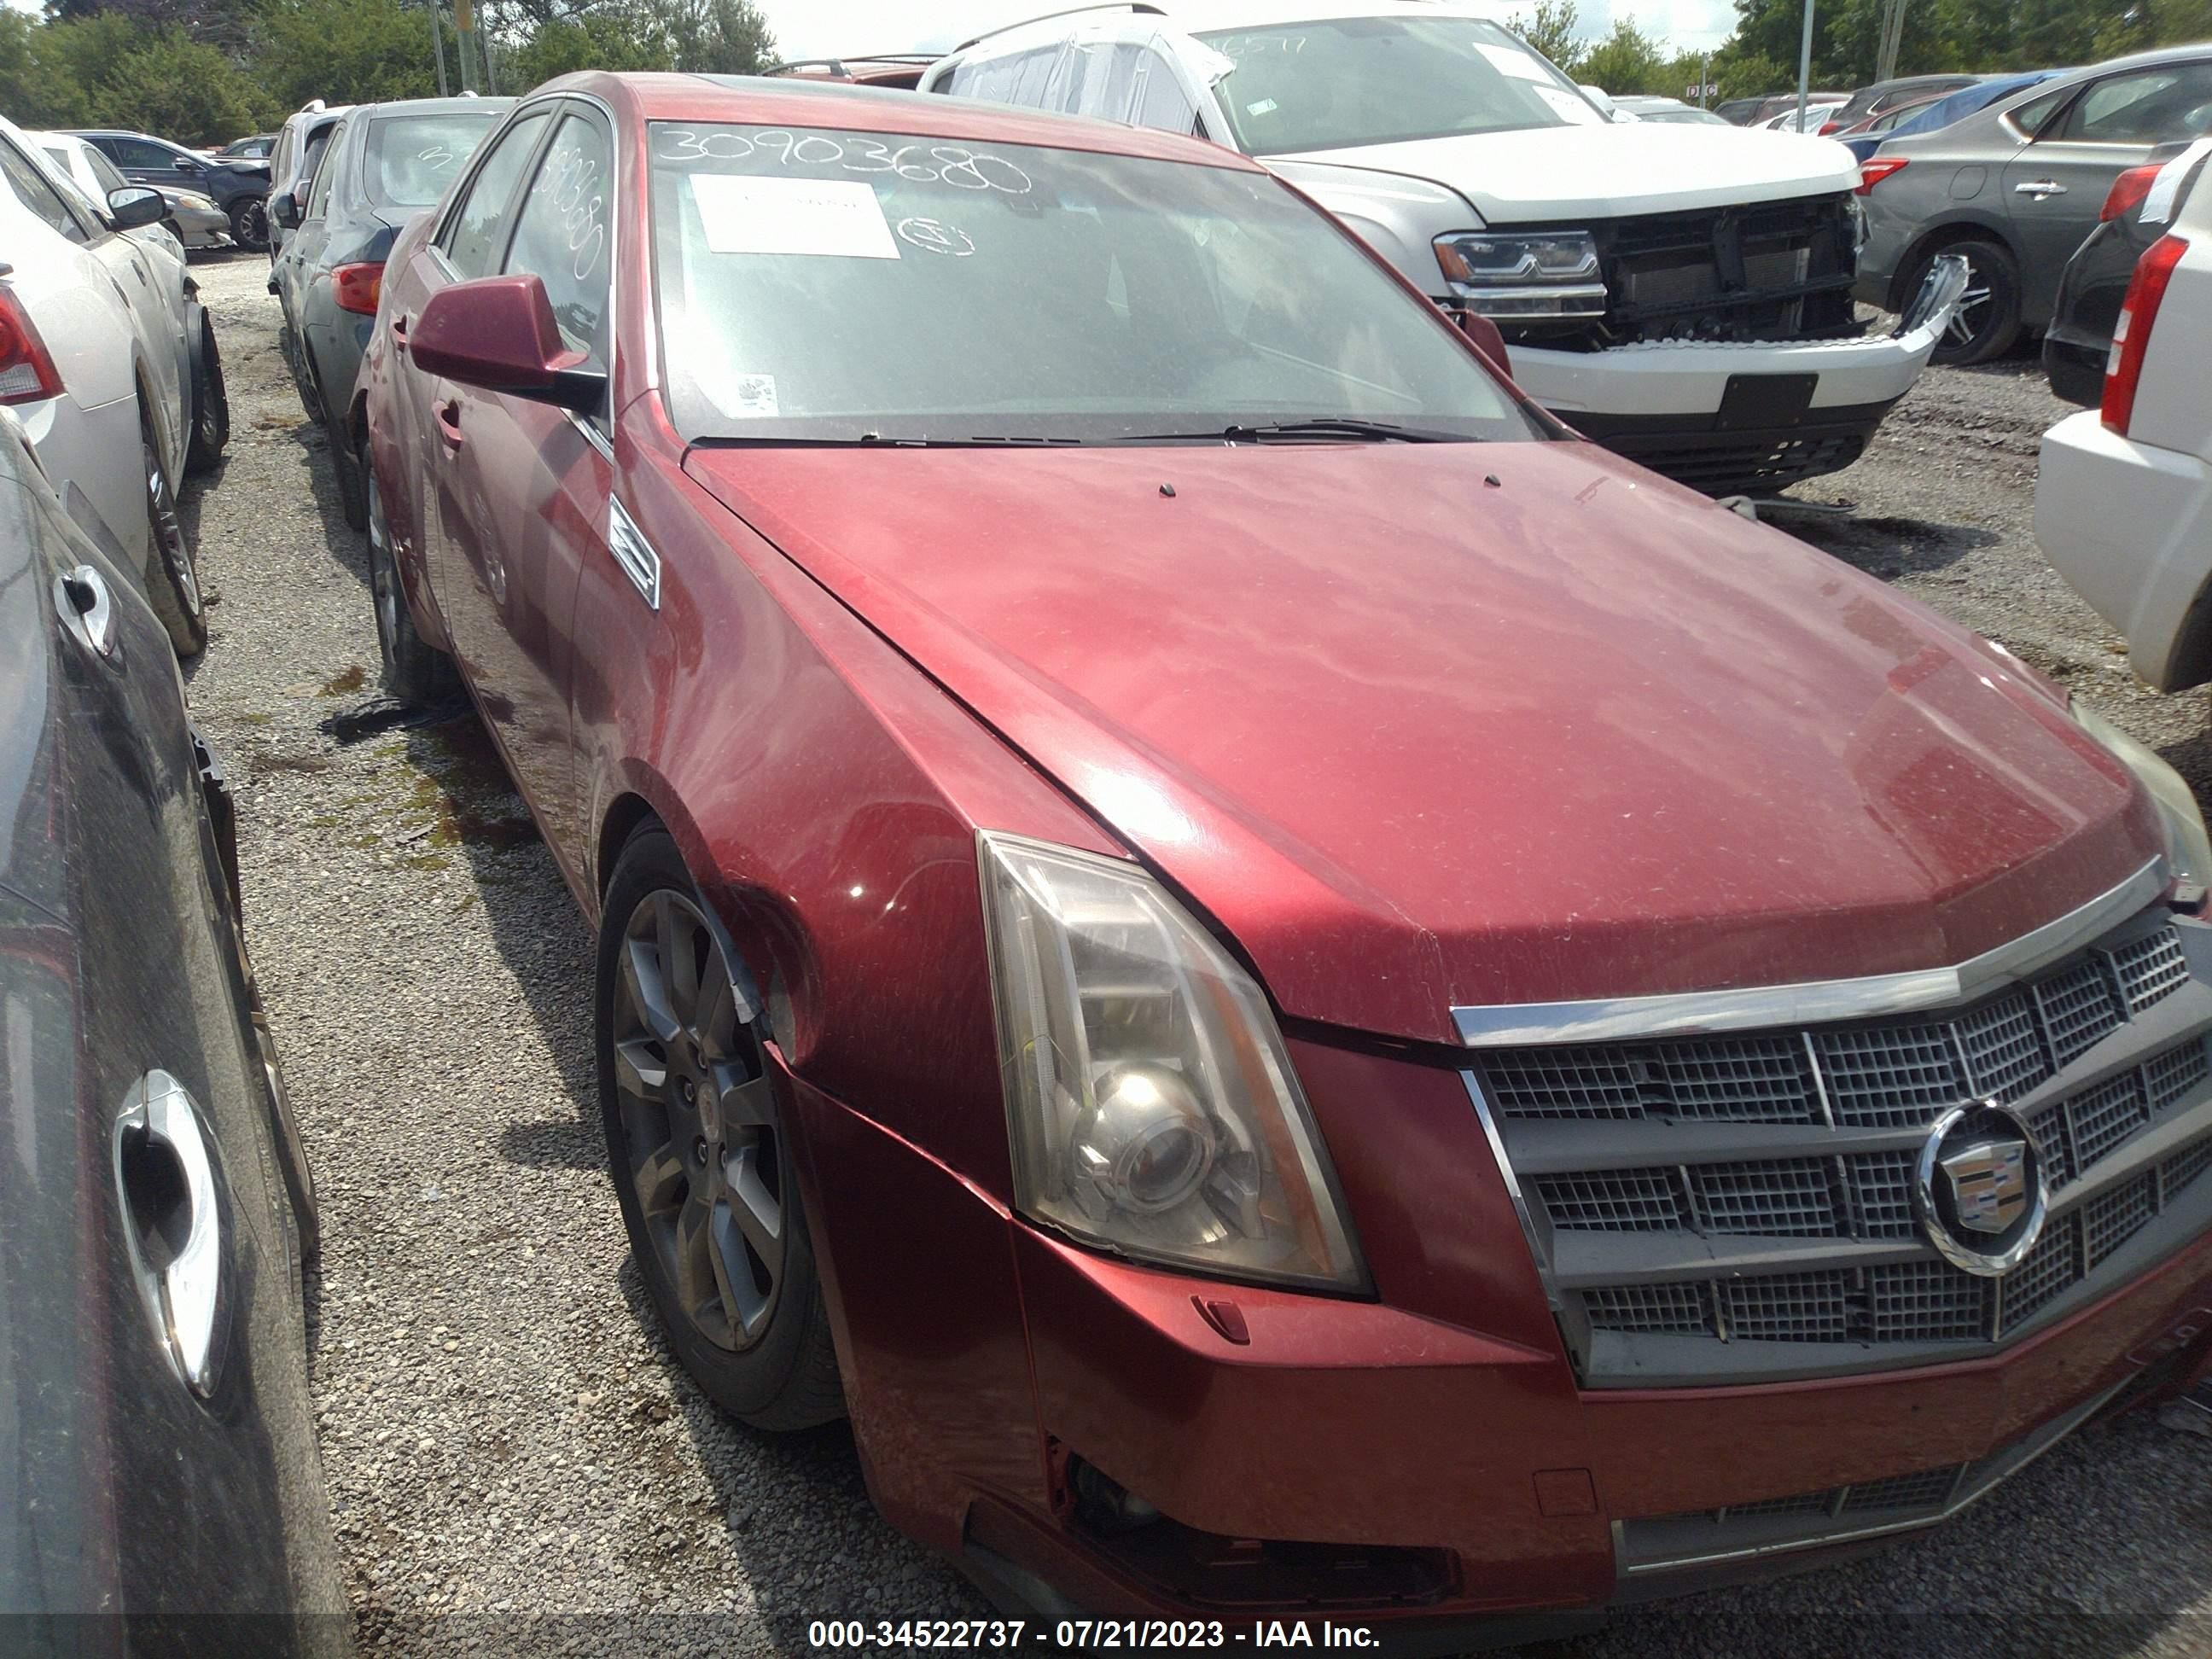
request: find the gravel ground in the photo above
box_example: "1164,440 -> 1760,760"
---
176,252 -> 2212,1657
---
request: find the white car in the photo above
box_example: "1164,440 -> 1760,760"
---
31,131 -> 231,256
2035,148 -> 2212,694
0,114 -> 227,656
922,3 -> 1959,494
266,102 -> 353,264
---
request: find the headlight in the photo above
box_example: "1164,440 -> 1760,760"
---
977,832 -> 1366,1292
2072,698 -> 2212,884
1434,230 -> 1606,319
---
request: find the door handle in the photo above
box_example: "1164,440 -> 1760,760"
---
2013,179 -> 2068,196
389,313 -> 410,350
55,563 -> 117,657
114,1071 -> 229,1398
434,398 -> 463,450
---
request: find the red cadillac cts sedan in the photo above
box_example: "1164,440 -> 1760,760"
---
358,72 -> 2212,1639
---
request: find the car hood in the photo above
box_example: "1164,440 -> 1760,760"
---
1268,123 -> 1859,223
684,440 -> 2159,1045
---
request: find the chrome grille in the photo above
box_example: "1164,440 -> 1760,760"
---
1471,910 -> 2212,1382
1534,1167 -> 1682,1230
2115,928 -> 2190,1010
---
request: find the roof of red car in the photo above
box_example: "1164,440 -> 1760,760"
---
543,72 -> 1261,172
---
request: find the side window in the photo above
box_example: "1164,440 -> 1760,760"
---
2011,89 -> 2066,137
2056,64 -> 2212,144
271,128 -> 295,183
503,113 -> 613,375
439,108 -> 550,277
0,139 -> 90,243
113,138 -> 173,170
307,124 -> 345,218
1135,49 -> 1201,134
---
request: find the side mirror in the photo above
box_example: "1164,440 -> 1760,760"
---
173,156 -> 201,173
411,274 -> 607,415
1452,307 -> 1512,381
107,187 -> 166,230
270,193 -> 301,230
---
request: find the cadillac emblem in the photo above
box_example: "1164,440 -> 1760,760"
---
1915,1099 -> 2048,1277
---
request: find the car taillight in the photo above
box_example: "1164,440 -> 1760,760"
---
0,287 -> 63,405
2103,233 -> 2190,437
1819,119 -> 1843,135
1857,158 -> 1909,195
2101,164 -> 2163,223
333,262 -> 385,316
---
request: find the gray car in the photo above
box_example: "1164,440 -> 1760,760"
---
271,96 -> 511,528
1856,45 -> 2212,364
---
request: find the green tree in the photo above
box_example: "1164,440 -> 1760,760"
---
1577,17 -> 1670,94
648,0 -> 773,74
1507,0 -> 1581,71
0,9 -> 93,127
507,9 -> 670,89
88,26 -> 272,142
253,0 -> 442,113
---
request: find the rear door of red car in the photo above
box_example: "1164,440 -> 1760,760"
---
428,102 -> 615,855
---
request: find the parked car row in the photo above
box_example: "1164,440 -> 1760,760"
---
0,112 -> 229,657
293,61 -> 2212,1642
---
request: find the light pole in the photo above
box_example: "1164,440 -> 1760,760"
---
1795,0 -> 1815,131
428,0 -> 450,97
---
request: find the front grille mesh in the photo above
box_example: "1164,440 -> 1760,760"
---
1474,915 -> 2212,1371
1667,1463 -> 1965,1527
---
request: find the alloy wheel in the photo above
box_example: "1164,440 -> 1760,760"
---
148,443 -> 201,616
609,889 -> 784,1353
1944,253 -> 1993,348
233,199 -> 267,250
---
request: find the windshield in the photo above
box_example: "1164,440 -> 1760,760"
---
1193,16 -> 1603,153
649,123 -> 1538,446
366,113 -> 501,208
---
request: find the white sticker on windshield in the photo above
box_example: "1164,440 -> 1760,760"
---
1531,84 -> 1605,124
1476,42 -> 1552,80
1246,96 -> 1278,116
688,174 -> 899,259
2143,135 -> 2212,224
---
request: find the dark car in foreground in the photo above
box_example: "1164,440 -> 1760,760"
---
2044,139 -> 2212,405
70,127 -> 274,251
0,408 -> 344,1642
363,72 -> 2212,1640
273,95 -> 512,528
1856,46 -> 2212,363
1820,71 -> 1983,135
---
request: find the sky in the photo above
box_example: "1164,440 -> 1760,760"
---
756,0 -> 1743,61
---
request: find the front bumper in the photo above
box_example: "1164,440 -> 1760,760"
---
168,201 -> 234,250
783,1030 -> 2212,1638
2036,408 -> 2212,691
1505,317 -> 1946,494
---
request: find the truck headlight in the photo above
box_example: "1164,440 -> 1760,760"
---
2072,698 -> 2212,884
1434,230 -> 1606,319
977,832 -> 1366,1293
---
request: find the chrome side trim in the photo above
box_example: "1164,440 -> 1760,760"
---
1459,1071 -> 1561,1311
1454,858 -> 2168,1047
607,494 -> 660,609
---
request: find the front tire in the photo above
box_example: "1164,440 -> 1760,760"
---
1922,238 -> 2023,366
141,422 -> 207,659
229,196 -> 267,253
364,446 -> 457,705
597,826 -> 844,1431
186,312 -> 229,475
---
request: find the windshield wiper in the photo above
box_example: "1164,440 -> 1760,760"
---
1113,418 -> 1466,445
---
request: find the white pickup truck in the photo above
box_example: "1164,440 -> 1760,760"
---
922,0 -> 1959,493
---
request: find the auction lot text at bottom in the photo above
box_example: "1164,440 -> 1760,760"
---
810,1620 -> 1382,1649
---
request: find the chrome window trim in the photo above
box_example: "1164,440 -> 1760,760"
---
607,493 -> 660,608
1452,857 -> 2168,1047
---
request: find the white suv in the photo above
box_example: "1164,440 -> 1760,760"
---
922,1 -> 1960,494
2035,146 -> 2212,691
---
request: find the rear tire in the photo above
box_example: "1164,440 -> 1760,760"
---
1922,238 -> 2023,366
186,312 -> 229,475
141,421 -> 207,660
365,445 -> 457,706
597,826 -> 845,1432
